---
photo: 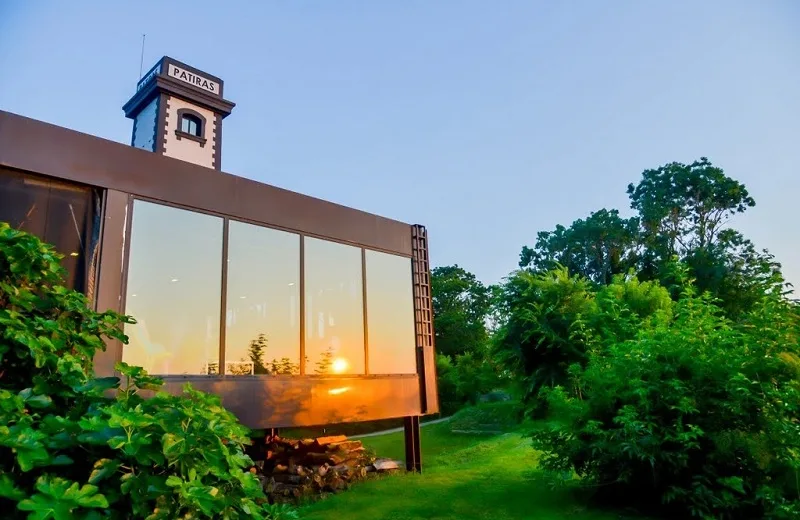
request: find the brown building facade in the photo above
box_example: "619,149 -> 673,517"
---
0,57 -> 437,468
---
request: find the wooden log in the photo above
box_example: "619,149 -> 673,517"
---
314,435 -> 348,447
328,440 -> 363,451
328,453 -> 346,465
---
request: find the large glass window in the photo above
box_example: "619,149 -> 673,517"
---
0,168 -> 100,292
365,251 -> 417,374
122,200 -> 223,375
225,220 -> 300,375
304,237 -> 365,375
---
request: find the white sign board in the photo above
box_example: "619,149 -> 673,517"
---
167,63 -> 219,95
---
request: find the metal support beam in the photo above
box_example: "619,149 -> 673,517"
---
404,415 -> 422,472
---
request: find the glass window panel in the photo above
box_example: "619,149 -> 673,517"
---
0,168 -> 98,291
225,220 -> 300,375
122,200 -> 223,375
304,237 -> 364,375
365,251 -> 417,374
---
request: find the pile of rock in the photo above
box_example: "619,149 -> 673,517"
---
248,434 -> 402,503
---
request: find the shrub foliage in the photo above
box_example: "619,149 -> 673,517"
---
0,223 -> 284,519
531,265 -> 800,518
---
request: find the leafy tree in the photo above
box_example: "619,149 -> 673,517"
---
268,357 -> 298,375
435,348 -> 505,416
0,222 -> 289,519
494,267 -> 597,411
247,333 -> 269,375
533,267 -> 800,518
431,265 -> 492,357
495,266 -> 673,413
519,209 -> 640,285
627,157 -> 754,256
314,346 -> 335,374
518,157 -> 782,317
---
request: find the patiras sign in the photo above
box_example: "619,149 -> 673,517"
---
167,63 -> 219,95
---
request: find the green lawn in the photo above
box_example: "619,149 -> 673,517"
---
299,421 -> 648,520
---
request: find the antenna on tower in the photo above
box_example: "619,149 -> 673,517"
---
138,34 -> 146,79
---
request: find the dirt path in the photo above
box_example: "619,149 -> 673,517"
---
350,416 -> 451,439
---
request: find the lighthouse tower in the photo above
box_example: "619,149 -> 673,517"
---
122,56 -> 235,170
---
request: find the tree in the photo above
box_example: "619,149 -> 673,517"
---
517,157 -> 782,317
314,346 -> 335,374
431,265 -> 492,357
519,209 -> 640,285
626,157 -> 785,316
495,265 -> 673,415
533,268 -> 800,518
627,157 -> 755,278
247,333 -> 269,375
493,267 -> 597,410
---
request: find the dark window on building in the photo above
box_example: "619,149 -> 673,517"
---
0,168 -> 101,293
181,113 -> 202,137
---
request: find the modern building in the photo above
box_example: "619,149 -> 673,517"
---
0,56 -> 437,470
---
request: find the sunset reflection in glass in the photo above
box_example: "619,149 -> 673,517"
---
304,237 -> 365,375
225,220 -> 300,375
122,200 -> 223,374
365,250 -> 417,374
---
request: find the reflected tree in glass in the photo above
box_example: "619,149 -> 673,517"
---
304,237 -> 365,375
225,220 -> 300,376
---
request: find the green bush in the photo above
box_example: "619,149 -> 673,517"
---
533,268 -> 800,518
447,401 -> 524,433
495,267 -> 671,414
0,223 -> 292,519
435,349 -> 503,416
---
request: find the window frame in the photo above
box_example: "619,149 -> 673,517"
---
174,108 -> 207,147
120,195 -> 418,379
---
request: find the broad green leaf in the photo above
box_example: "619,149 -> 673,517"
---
162,433 -> 185,458
165,475 -> 183,487
0,472 -> 25,501
88,458 -> 120,485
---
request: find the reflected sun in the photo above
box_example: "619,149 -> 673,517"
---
331,357 -> 348,374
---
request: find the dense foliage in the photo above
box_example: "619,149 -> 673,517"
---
532,267 -> 800,518
430,265 -> 506,414
494,267 -> 672,413
0,223 -> 291,519
435,350 -> 502,416
490,158 -> 800,518
518,157 -> 782,319
431,265 -> 493,358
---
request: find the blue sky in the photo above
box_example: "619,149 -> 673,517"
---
1,1 -> 798,287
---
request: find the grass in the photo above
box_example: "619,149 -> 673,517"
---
299,417 -> 649,520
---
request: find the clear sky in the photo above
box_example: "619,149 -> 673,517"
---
1,1 -> 798,287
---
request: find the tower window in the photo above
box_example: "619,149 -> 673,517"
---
174,108 -> 207,147
181,113 -> 201,136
